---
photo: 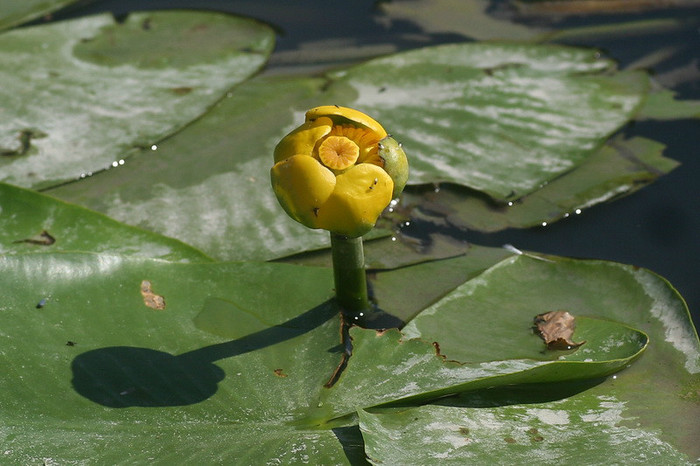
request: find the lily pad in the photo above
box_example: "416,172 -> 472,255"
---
358,398 -> 692,464
0,11 -> 274,189
401,135 -> 679,232
48,76 -> 335,261
0,182 -> 212,262
360,254 -> 700,462
636,89 -> 700,120
0,251 -> 663,462
0,0 -> 84,31
325,42 -> 651,201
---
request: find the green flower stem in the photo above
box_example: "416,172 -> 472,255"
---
330,233 -> 370,315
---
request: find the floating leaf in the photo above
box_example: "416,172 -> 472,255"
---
48,76 -> 335,261
325,42 -> 651,201
0,11 -> 274,189
636,89 -> 700,120
402,135 -> 679,232
365,254 -> 700,460
0,182 -> 211,262
0,252 -> 666,461
358,397 -> 692,464
0,0 -> 84,31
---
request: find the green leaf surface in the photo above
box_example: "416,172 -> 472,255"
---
0,11 -> 274,189
48,76 -> 334,261
0,0 -> 84,31
325,42 -> 650,201
636,89 -> 700,120
48,42 -> 679,260
358,398 -> 692,464
0,252 -> 672,462
0,182 -> 211,262
369,242 -> 516,322
0,254 -> 350,462
360,255 -> 700,462
402,135 -> 679,232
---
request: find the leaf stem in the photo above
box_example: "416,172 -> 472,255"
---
330,233 -> 370,316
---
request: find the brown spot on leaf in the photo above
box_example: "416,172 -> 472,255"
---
273,368 -> 288,378
66,341 -> 76,347
140,280 -> 165,310
171,86 -> 193,95
504,437 -> 516,444
14,230 -> 55,246
533,310 -> 586,350
459,427 -> 470,436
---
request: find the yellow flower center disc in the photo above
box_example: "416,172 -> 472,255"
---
318,136 -> 360,170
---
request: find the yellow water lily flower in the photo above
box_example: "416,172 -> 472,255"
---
271,106 -> 408,238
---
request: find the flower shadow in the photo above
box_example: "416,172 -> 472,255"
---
70,300 -> 337,408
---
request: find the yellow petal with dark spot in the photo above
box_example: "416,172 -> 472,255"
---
316,164 -> 393,237
270,155 -> 336,228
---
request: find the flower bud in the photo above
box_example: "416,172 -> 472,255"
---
271,106 -> 409,238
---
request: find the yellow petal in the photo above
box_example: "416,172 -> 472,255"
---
316,163 -> 394,237
274,117 -> 332,163
270,155 -> 336,229
306,106 -> 387,139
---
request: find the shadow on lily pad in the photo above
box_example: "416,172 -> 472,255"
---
71,301 -> 337,407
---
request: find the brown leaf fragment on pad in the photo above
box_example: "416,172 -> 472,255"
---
140,280 -> 166,310
533,310 -> 586,350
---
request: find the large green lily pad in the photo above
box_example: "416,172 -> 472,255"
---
0,182 -> 211,262
48,76 -> 334,261
401,135 -> 679,231
360,254 -> 700,463
0,11 -> 274,189
2,251 -> 687,462
358,397 -> 691,464
326,42 -> 649,201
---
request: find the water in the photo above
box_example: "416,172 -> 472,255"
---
49,0 -> 699,327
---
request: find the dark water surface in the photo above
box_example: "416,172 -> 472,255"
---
51,0 -> 699,327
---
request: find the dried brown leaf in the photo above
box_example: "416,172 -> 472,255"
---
533,310 -> 586,350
